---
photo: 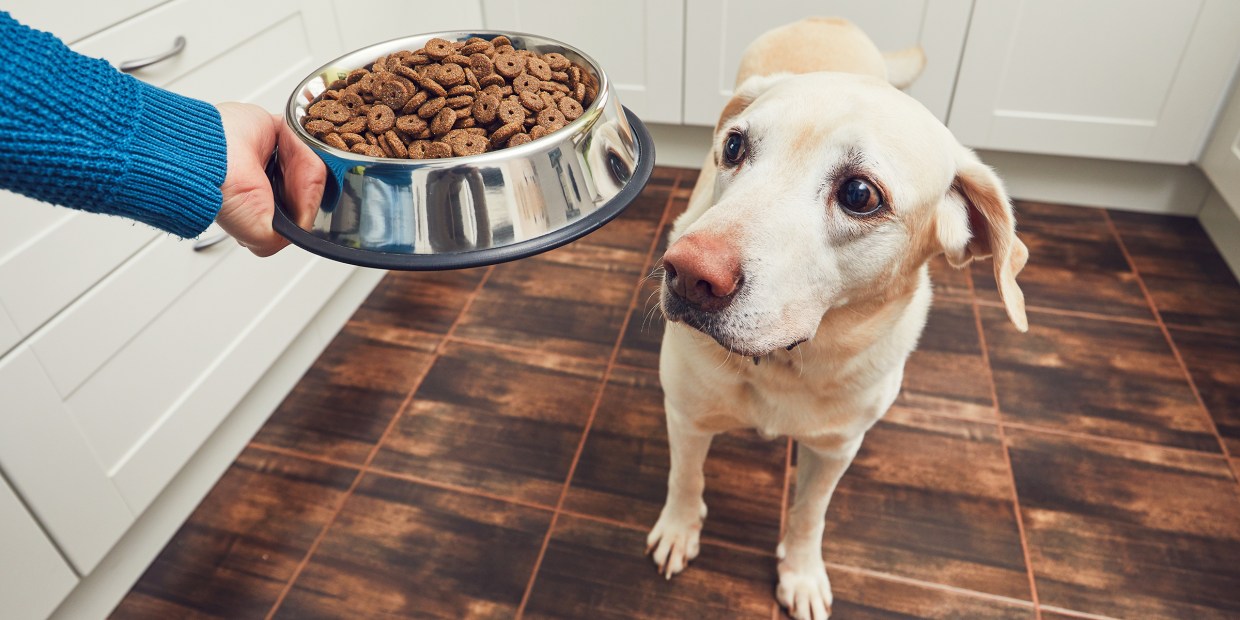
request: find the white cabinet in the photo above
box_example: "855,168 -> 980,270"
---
681,0 -> 973,126
482,0 -> 685,124
0,473 -> 78,620
0,0 -> 354,582
1201,80 -> 1240,212
332,0 -> 484,51
948,0 -> 1240,164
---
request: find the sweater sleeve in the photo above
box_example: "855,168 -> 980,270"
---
0,12 -> 227,238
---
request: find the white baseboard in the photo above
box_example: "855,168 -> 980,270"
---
48,267 -> 386,620
644,123 -> 1213,216
1200,189 -> 1240,282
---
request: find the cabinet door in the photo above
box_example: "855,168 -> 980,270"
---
482,0 -> 685,124
1201,81 -> 1240,211
332,0 -> 483,51
682,0 -> 972,126
0,473 -> 78,620
949,0 -> 1240,164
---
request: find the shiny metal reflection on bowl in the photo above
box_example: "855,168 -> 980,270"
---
269,30 -> 654,270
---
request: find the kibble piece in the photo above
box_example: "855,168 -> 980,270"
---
512,73 -> 540,94
302,119 -> 334,136
543,52 -> 570,71
489,121 -> 523,148
366,104 -> 396,133
383,130 -> 408,158
426,141 -> 452,158
473,94 -> 500,124
527,57 -> 552,80
341,132 -> 365,146
417,96 -> 447,119
308,99 -> 351,123
446,129 -> 488,156
401,90 -> 429,114
438,63 -> 466,87
424,38 -> 455,60
537,107 -> 567,131
430,107 -> 457,136
529,125 -> 548,139
558,97 -> 583,120
396,115 -> 428,136
493,52 -> 525,78
508,132 -> 532,147
519,89 -> 546,111
498,97 -> 526,124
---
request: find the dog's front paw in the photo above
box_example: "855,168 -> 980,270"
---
645,500 -> 707,579
776,550 -> 833,620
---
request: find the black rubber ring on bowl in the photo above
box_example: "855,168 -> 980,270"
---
270,107 -> 656,271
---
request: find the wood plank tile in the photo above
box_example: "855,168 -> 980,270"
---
809,407 -> 1031,600
111,449 -> 356,619
562,366 -> 788,552
980,306 -> 1219,451
251,323 -> 435,464
347,268 -> 486,347
615,275 -> 665,371
452,246 -> 639,361
1110,211 -> 1240,335
274,474 -> 551,619
616,187 -> 694,371
789,568 -> 1035,620
523,514 -> 775,619
929,254 -> 973,301
371,340 -> 607,506
576,169 -> 671,257
972,202 -> 1152,320
1006,427 -> 1240,619
896,300 -> 995,422
1169,327 -> 1240,455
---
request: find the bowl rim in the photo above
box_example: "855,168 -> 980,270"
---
270,107 -> 655,271
286,29 -> 612,166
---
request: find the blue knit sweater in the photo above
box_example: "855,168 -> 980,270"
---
0,12 -> 227,238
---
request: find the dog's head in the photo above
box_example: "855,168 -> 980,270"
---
660,73 -> 1027,357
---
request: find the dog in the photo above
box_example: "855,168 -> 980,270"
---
647,18 -> 1028,620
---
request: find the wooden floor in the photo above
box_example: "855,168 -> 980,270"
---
112,167 -> 1240,619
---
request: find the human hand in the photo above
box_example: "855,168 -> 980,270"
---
215,102 -> 325,257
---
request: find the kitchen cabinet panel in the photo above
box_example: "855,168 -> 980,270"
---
948,0 -> 1240,164
28,225 -> 233,398
0,348 -> 135,575
0,473 -> 79,620
682,0 -> 972,126
332,0 -> 483,52
483,0 -> 685,124
1201,80 -> 1240,214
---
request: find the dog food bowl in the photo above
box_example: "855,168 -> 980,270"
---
269,30 -> 654,270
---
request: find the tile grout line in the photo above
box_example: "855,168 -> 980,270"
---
263,267 -> 495,620
1101,210 -> 1239,484
514,172 -> 685,618
967,265 -> 1042,619
773,437 -> 794,620
976,298 -> 1160,328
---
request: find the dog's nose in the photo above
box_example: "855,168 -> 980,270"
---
662,234 -> 742,313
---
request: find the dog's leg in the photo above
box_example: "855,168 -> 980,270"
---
776,436 -> 863,620
646,406 -> 713,579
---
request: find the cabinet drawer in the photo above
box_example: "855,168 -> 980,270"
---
27,225 -> 233,398
0,347 -> 135,575
0,207 -> 158,345
5,0 -> 168,44
73,0 -> 341,97
0,473 -> 79,620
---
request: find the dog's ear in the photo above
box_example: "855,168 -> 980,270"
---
716,73 -> 791,135
883,46 -> 926,89
937,148 -> 1029,331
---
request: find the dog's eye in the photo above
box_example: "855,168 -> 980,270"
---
836,177 -> 884,216
722,132 -> 747,166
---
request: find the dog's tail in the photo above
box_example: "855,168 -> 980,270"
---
735,17 -> 925,90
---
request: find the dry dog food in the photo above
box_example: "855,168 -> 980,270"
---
301,36 -> 598,159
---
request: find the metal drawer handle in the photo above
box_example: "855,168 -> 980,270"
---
119,36 -> 187,72
192,232 -> 230,251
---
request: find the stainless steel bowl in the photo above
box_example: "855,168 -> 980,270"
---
269,30 -> 654,270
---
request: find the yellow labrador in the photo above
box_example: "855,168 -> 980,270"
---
648,18 -> 1028,620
